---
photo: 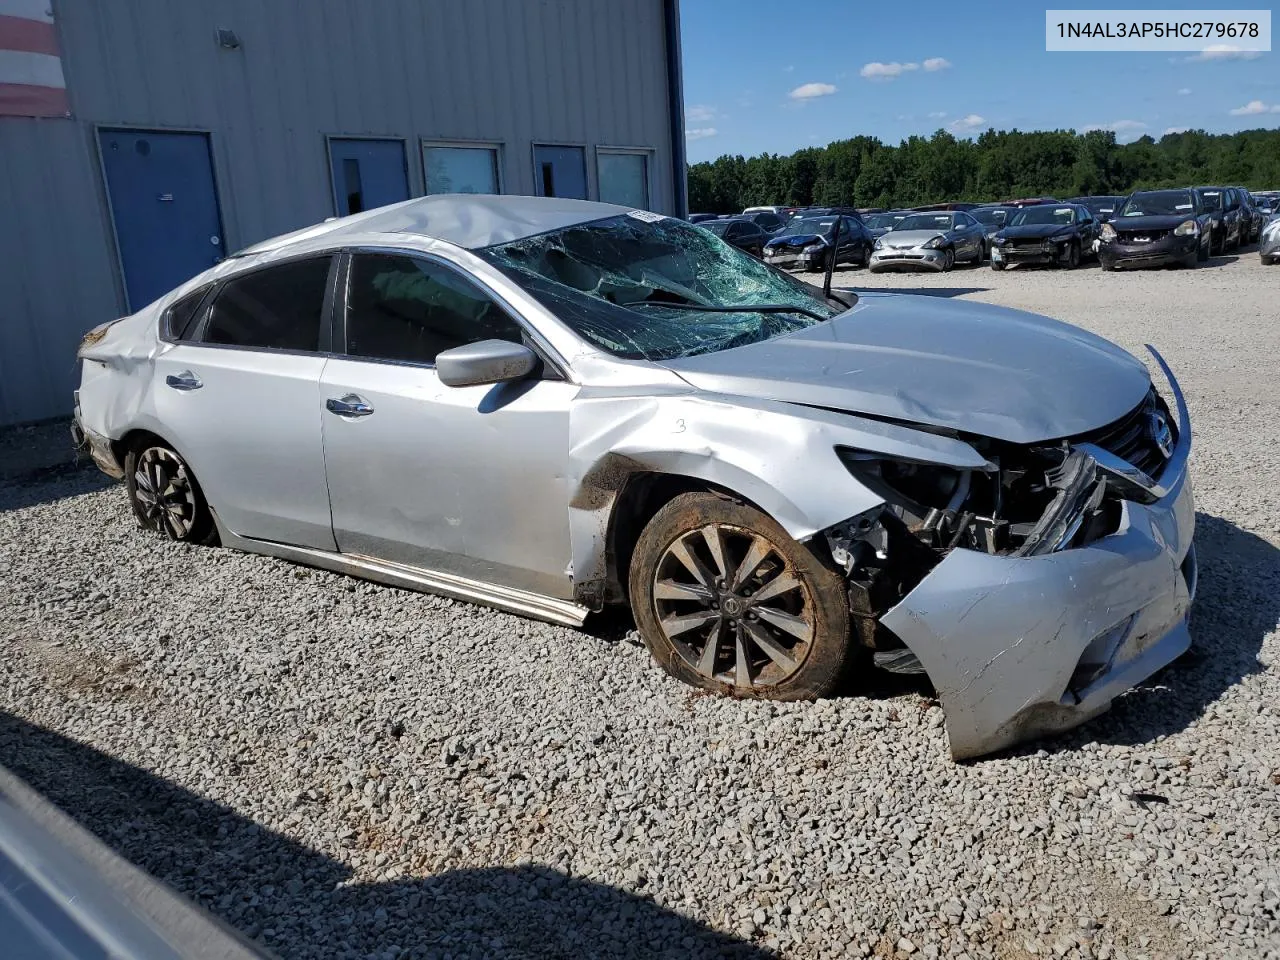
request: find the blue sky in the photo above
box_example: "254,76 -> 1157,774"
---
679,1 -> 1279,162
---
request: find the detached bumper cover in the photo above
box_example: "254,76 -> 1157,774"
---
992,241 -> 1071,264
882,346 -> 1196,759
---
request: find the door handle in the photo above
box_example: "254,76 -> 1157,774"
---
165,371 -> 203,391
325,394 -> 375,418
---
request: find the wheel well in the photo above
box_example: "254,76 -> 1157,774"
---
112,428 -> 170,467
604,473 -> 763,604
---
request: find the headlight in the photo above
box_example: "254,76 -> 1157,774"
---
873,237 -> 884,250
838,450 -> 970,524
1100,223 -> 1117,241
1173,219 -> 1199,237
1263,218 -> 1280,238
802,243 -> 824,255
993,236 -> 1008,246
922,236 -> 944,250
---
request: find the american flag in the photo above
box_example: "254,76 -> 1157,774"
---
0,0 -> 68,117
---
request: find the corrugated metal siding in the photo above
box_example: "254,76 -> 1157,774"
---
0,0 -> 677,424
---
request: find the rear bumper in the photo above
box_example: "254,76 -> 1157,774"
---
1099,236 -> 1197,268
72,400 -> 123,480
881,350 -> 1197,759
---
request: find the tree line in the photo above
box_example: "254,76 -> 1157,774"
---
686,127 -> 1280,213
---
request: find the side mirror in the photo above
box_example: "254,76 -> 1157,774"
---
436,340 -> 538,388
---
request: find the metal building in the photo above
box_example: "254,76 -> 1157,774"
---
0,0 -> 686,426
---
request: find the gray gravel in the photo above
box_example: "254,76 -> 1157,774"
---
2,253 -> 1279,960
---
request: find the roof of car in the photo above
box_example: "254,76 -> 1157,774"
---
234,194 -> 632,257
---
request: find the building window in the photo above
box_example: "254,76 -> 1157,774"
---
598,151 -> 650,209
533,144 -> 588,200
423,144 -> 500,195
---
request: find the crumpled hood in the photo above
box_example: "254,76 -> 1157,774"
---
766,233 -> 825,248
998,223 -> 1074,241
880,229 -> 945,249
660,293 -> 1151,444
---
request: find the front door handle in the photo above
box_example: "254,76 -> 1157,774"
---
325,394 -> 375,419
165,371 -> 203,391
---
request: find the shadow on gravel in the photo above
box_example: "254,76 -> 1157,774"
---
846,285 -> 989,299
0,462 -> 113,513
0,712 -> 773,959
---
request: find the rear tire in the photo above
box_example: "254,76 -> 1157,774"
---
629,492 -> 855,701
125,441 -> 215,545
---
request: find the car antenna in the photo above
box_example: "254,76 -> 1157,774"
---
821,216 -> 839,303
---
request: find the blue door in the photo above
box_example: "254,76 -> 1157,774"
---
98,130 -> 225,311
534,145 -> 588,200
328,139 -> 409,217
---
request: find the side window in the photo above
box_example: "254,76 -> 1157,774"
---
202,258 -> 331,352
163,285 -> 211,341
345,254 -> 525,365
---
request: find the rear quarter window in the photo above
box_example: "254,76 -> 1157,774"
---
161,285 -> 212,342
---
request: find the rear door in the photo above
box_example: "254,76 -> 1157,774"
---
154,256 -> 337,548
318,250 -> 577,598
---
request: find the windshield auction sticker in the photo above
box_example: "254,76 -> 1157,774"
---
1046,9 -> 1270,52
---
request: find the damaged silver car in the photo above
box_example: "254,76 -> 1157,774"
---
73,195 -> 1196,759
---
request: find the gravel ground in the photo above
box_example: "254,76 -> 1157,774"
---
2,253 -> 1278,960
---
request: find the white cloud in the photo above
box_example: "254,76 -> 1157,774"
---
1229,99 -> 1280,115
685,127 -> 717,141
1177,88 -> 1192,95
685,104 -> 716,123
789,82 -> 837,100
1163,126 -> 1190,135
928,110 -> 948,119
1185,44 -> 1263,62
923,57 -> 952,72
860,61 -> 919,80
949,114 -> 985,131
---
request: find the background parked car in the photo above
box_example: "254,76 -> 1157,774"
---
1261,213 -> 1280,264
971,205 -> 1017,240
863,210 -> 911,239
686,213 -> 720,223
1195,187 -> 1241,253
869,210 -> 987,272
1066,195 -> 1125,222
1234,188 -> 1265,245
990,203 -> 1098,270
701,216 -> 769,257
910,201 -> 979,212
1098,188 -> 1212,270
763,213 -> 872,271
739,210 -> 790,234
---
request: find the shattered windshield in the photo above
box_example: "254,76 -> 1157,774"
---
479,213 -> 841,361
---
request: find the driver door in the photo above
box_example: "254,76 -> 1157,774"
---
318,251 -> 578,598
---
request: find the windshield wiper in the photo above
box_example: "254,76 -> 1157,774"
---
629,301 -> 831,323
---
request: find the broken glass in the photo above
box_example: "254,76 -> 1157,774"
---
479,213 -> 845,361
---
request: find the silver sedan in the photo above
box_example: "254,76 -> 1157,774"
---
1262,214 -> 1280,264
869,211 -> 988,272
74,195 -> 1196,759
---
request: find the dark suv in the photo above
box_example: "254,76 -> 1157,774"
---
1195,187 -> 1242,254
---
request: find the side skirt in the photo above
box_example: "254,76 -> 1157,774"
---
215,518 -> 590,628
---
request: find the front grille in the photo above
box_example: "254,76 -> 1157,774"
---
1117,229 -> 1171,244
1012,238 -> 1045,249
1071,389 -> 1173,478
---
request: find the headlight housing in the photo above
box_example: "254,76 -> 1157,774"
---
993,235 -> 1008,246
873,237 -> 884,250
1100,222 -> 1117,241
1173,219 -> 1199,237
802,243 -> 824,255
922,235 -> 945,250
1263,218 -> 1280,239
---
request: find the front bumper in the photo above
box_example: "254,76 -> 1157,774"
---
869,247 -> 947,271
881,348 -> 1197,759
991,240 -> 1071,265
763,248 -> 821,270
1099,235 -> 1197,269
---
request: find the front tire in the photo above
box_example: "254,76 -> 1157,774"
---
629,492 -> 854,701
939,248 -> 955,272
1064,241 -> 1080,269
125,441 -> 214,544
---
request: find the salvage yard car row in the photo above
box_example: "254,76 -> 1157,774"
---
696,185 -> 1279,274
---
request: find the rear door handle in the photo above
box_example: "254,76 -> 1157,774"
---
165,371 -> 202,391
325,394 -> 375,418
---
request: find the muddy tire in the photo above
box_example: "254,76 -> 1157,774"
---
125,440 -> 216,544
628,492 -> 854,701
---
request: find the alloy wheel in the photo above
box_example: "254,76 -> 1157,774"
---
133,447 -> 198,539
652,523 -> 814,688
